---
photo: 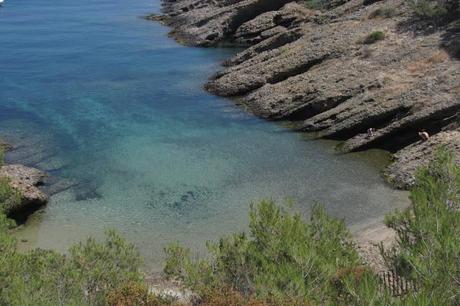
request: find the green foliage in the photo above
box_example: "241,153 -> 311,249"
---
0,215 -> 146,305
164,200 -> 386,304
0,177 -> 21,215
363,31 -> 385,44
164,242 -> 191,277
68,230 -> 144,304
3,249 -> 81,306
368,6 -> 397,19
384,148 -> 460,304
0,146 -> 21,215
304,0 -> 347,10
0,145 -> 4,167
408,0 -> 456,18
304,0 -> 324,9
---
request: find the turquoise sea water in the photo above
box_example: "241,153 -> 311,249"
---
0,0 -> 408,271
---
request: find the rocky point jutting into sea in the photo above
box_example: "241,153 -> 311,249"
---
0,146 -> 48,223
148,0 -> 460,189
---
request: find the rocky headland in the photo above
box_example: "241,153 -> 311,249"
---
0,142 -> 48,223
149,0 -> 460,189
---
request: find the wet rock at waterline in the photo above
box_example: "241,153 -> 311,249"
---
152,0 -> 460,188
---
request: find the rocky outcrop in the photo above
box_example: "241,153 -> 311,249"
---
151,0 -> 460,188
386,128 -> 460,189
147,0 -> 311,46
0,139 -> 13,152
146,274 -> 198,305
0,164 -> 48,221
233,2 -> 313,45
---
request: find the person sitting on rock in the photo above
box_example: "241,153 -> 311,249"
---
367,128 -> 375,139
418,129 -> 430,142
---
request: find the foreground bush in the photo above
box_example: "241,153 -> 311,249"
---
0,228 -> 145,305
0,176 -> 20,216
384,148 -> 460,304
164,201 -> 386,304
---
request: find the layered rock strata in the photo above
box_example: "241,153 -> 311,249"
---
151,0 -> 460,188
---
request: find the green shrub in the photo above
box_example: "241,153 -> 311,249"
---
164,201 -> 386,304
68,230 -> 144,304
368,7 -> 397,19
0,218 -> 147,305
0,145 -> 4,167
363,31 -> 385,44
0,147 -> 21,215
304,0 -> 348,10
0,177 -> 21,215
408,0 -> 458,18
304,0 -> 324,9
164,242 -> 191,277
384,148 -> 460,304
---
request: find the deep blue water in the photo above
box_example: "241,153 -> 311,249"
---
0,0 -> 408,271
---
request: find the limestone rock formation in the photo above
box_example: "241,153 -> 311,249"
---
0,164 -> 48,219
151,0 -> 460,188
386,129 -> 460,189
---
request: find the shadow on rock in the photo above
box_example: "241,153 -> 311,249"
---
396,12 -> 460,59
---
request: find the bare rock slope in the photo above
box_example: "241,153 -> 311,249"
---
152,0 -> 460,188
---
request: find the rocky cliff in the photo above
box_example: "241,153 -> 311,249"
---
149,0 -> 460,188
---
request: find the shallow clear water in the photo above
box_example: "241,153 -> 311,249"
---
1,0 -> 408,271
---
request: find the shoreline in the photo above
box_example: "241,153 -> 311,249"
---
0,0 -> 416,264
0,141 -> 49,223
148,0 -> 460,190
0,0 -> 410,274
0,0 -> 457,301
0,0 -> 438,284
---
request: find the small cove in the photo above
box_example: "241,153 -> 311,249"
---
0,0 -> 409,271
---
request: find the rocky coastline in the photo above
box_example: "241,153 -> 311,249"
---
0,142 -> 48,223
148,0 -> 460,189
